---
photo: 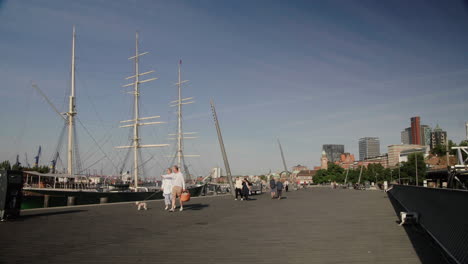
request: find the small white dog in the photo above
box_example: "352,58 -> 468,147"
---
399,211 -> 419,226
135,201 -> 147,210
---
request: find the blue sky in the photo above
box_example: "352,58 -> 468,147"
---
1,0 -> 467,176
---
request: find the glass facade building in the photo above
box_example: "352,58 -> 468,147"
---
359,137 -> 380,161
322,144 -> 344,162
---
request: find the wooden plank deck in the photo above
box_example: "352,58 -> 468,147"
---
0,187 -> 446,264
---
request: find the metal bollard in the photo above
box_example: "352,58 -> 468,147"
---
99,197 -> 108,204
43,195 -> 50,208
67,196 -> 76,206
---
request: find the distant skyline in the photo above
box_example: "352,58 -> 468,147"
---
1,0 -> 468,176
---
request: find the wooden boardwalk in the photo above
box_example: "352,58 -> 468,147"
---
0,187 -> 448,264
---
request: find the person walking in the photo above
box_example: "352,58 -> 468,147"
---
235,177 -> 243,200
161,168 -> 173,210
241,178 -> 250,201
276,179 -> 284,200
269,177 -> 277,199
284,180 -> 289,192
170,165 -> 186,212
245,178 -> 253,195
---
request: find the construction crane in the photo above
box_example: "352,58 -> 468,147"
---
34,146 -> 41,168
24,153 -> 30,168
14,154 -> 21,168
50,151 -> 60,173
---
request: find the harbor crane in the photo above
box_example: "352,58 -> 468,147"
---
34,146 -> 41,168
24,152 -> 30,168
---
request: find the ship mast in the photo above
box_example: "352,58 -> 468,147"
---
170,60 -> 197,179
177,61 -> 183,168
117,32 -> 168,189
67,26 -> 77,176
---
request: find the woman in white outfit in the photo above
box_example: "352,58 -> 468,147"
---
161,168 -> 173,210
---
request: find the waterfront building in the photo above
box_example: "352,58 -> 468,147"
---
401,128 -> 411,145
399,147 -> 429,163
322,144 -> 344,162
411,116 -> 422,145
335,152 -> 356,169
358,154 -> 389,168
388,144 -> 426,168
431,124 -> 447,148
292,164 -> 308,172
296,170 -> 316,185
359,137 -> 380,160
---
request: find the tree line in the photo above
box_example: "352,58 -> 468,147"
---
313,152 -> 426,185
0,160 -> 50,173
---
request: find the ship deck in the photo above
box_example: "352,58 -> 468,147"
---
0,187 -> 450,264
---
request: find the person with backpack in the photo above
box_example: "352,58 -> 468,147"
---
269,177 -> 277,199
276,179 -> 284,200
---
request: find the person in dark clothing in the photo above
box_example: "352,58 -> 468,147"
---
234,177 -> 243,200
269,178 -> 277,199
245,178 -> 253,195
276,179 -> 284,200
242,179 -> 250,200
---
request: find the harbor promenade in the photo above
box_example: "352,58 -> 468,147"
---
0,187 -> 449,264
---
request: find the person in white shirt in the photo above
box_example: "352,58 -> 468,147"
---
170,165 -> 186,212
161,168 -> 173,210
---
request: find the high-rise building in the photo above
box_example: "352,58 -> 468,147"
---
322,144 -> 344,162
410,116 -> 421,145
359,137 -> 380,160
431,124 -> 447,148
401,127 -> 411,144
421,125 -> 432,146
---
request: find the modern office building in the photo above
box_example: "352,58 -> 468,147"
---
401,127 -> 411,145
410,116 -> 421,145
322,144 -> 344,162
359,137 -> 380,160
431,124 -> 447,148
421,125 -> 432,146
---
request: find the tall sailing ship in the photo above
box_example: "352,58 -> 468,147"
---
21,28 -> 205,209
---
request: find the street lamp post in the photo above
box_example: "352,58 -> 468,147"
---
398,162 -> 401,185
415,153 -> 418,186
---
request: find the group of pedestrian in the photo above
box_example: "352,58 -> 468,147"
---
161,165 -> 186,212
234,177 -> 253,201
269,178 -> 288,200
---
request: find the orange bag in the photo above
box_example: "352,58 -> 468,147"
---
180,191 -> 191,202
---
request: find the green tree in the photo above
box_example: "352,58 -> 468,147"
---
327,162 -> 345,183
0,160 -> 11,170
313,169 -> 329,184
431,144 -> 445,156
400,153 -> 426,185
